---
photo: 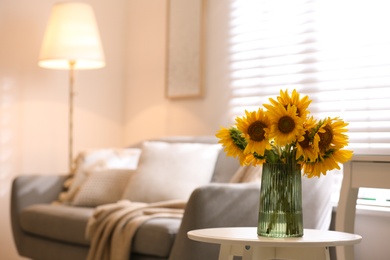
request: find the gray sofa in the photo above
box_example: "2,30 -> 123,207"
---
11,136 -> 333,260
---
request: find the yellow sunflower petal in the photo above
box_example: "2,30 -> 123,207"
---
269,89 -> 312,119
244,153 -> 266,166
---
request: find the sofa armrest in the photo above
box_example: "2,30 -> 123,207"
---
11,174 -> 67,252
169,182 -> 260,260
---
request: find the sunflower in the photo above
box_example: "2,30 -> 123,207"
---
264,103 -> 304,147
244,153 -> 266,166
318,117 -> 349,153
303,148 -> 353,178
302,159 -> 335,178
296,116 -> 320,162
302,153 -> 340,178
235,108 -> 271,156
216,127 -> 246,164
268,89 -> 311,119
331,149 -> 353,164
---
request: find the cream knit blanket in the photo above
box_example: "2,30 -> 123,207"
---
85,199 -> 186,260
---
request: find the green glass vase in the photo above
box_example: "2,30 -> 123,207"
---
257,163 -> 304,237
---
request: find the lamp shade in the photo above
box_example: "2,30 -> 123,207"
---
38,2 -> 105,70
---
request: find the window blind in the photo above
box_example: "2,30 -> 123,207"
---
229,0 -> 390,155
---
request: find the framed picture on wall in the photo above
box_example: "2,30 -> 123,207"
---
166,0 -> 204,99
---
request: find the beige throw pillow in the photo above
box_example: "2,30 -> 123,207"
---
57,148 -> 141,204
121,141 -> 221,203
72,169 -> 134,207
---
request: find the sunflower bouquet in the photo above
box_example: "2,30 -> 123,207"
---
216,89 -> 353,178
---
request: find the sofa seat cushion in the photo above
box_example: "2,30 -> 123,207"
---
20,204 -> 181,258
132,218 -> 181,258
20,204 -> 94,246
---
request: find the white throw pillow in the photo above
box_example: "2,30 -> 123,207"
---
121,141 -> 221,203
57,148 -> 141,204
72,169 -> 134,207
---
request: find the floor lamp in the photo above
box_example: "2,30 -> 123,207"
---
38,2 -> 105,173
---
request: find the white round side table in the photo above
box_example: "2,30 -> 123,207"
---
188,227 -> 362,260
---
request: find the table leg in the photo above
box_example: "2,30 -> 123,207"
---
218,244 -> 235,260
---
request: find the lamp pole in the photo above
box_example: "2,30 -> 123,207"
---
69,60 -> 76,173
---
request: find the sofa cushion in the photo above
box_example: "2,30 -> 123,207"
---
19,204 -> 181,258
211,151 -> 241,183
145,136 -> 241,183
122,141 -> 221,203
132,218 -> 181,258
20,204 -> 94,246
72,169 -> 135,207
58,148 -> 141,204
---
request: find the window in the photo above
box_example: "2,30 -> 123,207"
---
228,0 -> 390,204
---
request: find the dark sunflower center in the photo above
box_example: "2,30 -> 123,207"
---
318,125 -> 333,150
299,132 -> 311,149
248,121 -> 266,142
278,116 -> 295,134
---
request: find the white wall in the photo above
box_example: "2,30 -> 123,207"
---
0,0 -> 127,259
124,0 -> 233,145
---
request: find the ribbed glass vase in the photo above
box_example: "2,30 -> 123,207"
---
257,162 -> 303,238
